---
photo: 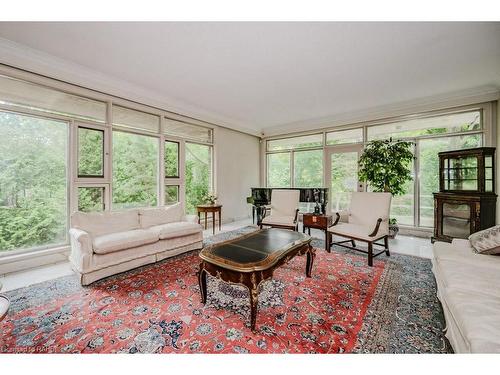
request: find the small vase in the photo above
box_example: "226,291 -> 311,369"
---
388,223 -> 399,239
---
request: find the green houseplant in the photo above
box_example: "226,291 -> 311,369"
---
358,138 -> 415,238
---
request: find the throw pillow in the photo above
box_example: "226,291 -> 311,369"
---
469,225 -> 500,255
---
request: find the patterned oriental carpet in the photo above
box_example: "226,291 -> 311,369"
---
0,226 -> 452,354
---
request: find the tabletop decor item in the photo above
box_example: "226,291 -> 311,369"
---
358,138 -> 414,238
202,192 -> 217,205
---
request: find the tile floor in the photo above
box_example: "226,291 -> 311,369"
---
0,218 -> 433,293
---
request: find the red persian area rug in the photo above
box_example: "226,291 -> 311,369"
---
0,227 -> 451,354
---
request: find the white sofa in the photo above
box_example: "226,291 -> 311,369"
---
432,238 -> 500,353
69,203 -> 203,285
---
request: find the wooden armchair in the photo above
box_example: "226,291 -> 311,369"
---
327,192 -> 392,266
259,189 -> 300,231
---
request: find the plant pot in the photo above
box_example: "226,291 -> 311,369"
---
389,223 -> 399,239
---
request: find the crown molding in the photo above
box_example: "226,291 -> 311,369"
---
0,37 -> 260,137
262,85 -> 500,137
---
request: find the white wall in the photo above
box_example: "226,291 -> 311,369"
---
215,127 -> 261,222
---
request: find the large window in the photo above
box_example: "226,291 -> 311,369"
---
370,111 -> 483,227
266,108 -> 487,230
112,131 -> 159,209
0,69 -> 217,257
0,111 -> 68,253
185,142 -> 212,214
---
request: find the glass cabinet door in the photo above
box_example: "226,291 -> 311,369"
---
448,156 -> 478,191
441,202 -> 471,238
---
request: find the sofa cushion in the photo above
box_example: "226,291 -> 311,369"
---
139,203 -> 184,228
93,229 -> 159,254
469,225 -> 500,255
328,222 -> 387,241
433,240 -> 500,270
262,215 -> 296,227
433,259 -> 500,297
72,210 -> 140,237
150,221 -> 202,240
445,288 -> 500,353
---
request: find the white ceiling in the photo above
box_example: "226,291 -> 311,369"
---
0,22 -> 499,136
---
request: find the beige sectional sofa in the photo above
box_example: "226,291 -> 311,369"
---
432,238 -> 500,353
69,203 -> 203,285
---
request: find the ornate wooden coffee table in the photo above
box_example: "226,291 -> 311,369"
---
197,228 -> 314,331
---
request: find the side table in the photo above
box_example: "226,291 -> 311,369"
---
196,204 -> 223,235
302,213 -> 333,251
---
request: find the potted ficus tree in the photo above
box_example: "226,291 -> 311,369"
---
358,138 -> 415,238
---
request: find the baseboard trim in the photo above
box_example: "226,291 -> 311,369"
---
0,246 -> 70,276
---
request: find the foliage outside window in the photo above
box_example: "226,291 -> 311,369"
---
185,143 -> 212,214
330,151 -> 359,212
78,127 -> 104,177
267,153 -> 291,187
165,185 -> 179,205
0,111 -> 68,252
294,150 -> 323,187
112,131 -> 158,209
78,187 -> 105,212
164,141 -> 179,178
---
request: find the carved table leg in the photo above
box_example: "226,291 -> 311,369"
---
306,245 -> 315,277
249,285 -> 259,332
243,272 -> 262,332
197,263 -> 207,304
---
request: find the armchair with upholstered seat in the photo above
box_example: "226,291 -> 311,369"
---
258,189 -> 300,231
327,192 -> 392,266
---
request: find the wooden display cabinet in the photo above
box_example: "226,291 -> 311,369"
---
433,147 -> 497,243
